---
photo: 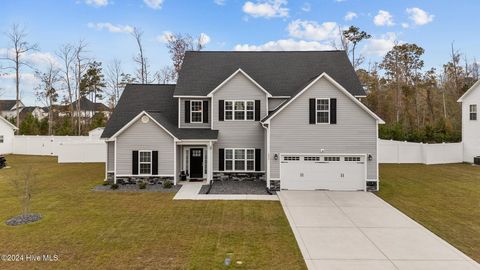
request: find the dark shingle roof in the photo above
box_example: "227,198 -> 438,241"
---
174,51 -> 365,97
0,100 -> 19,111
70,97 -> 109,111
101,84 -> 218,140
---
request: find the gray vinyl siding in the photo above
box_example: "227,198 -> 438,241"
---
107,141 -> 114,171
116,118 -> 174,175
268,98 -> 288,112
269,77 -> 378,180
212,72 -> 267,171
179,98 -> 211,128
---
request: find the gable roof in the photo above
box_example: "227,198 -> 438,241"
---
0,100 -> 22,111
174,51 -> 366,97
261,72 -> 384,124
206,68 -> 272,97
71,97 -> 109,111
458,80 -> 480,102
101,84 -> 218,140
0,115 -> 18,130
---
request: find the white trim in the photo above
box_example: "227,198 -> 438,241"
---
213,171 -> 266,173
182,146 -> 208,179
262,122 -> 271,188
176,139 -> 217,145
224,100 -> 255,121
114,138 -> 117,184
315,98 -> 330,124
173,142 -> 177,185
375,121 -> 379,191
269,96 -> 291,99
108,111 -> 178,140
173,95 -> 208,98
0,115 -> 18,130
458,80 -> 480,102
263,72 -> 385,124
207,68 -> 272,98
116,174 -> 174,177
223,148 -> 256,172
138,150 -> 153,176
190,100 -> 203,123
469,104 -> 477,120
177,98 -> 181,128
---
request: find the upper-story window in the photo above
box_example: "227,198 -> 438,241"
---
225,100 -> 254,121
316,98 -> 330,124
470,104 -> 477,120
190,100 -> 203,123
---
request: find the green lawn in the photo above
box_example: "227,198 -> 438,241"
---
377,163 -> 480,263
0,155 -> 306,270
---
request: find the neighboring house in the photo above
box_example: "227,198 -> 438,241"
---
0,100 -> 25,119
102,51 -> 384,191
0,115 -> 18,154
458,80 -> 480,163
19,106 -> 46,120
60,97 -> 110,119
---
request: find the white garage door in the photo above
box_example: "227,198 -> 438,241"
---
280,154 -> 366,191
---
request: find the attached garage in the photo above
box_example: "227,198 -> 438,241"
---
280,154 -> 366,191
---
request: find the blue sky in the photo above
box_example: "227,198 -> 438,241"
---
1,0 -> 479,105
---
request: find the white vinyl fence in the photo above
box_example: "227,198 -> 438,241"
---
379,139 -> 463,164
57,141 -> 106,163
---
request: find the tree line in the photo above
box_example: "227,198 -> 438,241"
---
0,24 -> 206,135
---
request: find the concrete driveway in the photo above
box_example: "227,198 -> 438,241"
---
278,191 -> 479,270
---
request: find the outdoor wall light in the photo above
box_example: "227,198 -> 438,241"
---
368,154 -> 373,161
274,154 -> 278,160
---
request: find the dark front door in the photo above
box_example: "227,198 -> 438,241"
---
190,148 -> 204,178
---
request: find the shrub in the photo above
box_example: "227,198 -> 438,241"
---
102,181 -> 110,186
163,180 -> 173,189
138,181 -> 147,189
111,183 -> 119,190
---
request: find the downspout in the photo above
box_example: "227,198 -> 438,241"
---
261,122 -> 270,189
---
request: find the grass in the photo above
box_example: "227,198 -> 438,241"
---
0,155 -> 306,270
377,163 -> 480,263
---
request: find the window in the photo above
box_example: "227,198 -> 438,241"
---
316,98 -> 330,124
324,156 -> 340,162
0,135 -> 3,143
225,100 -> 254,121
191,100 -> 203,123
345,156 -> 361,162
139,151 -> 152,175
225,148 -> 255,171
283,156 -> 300,161
470,104 -> 477,120
304,156 -> 320,161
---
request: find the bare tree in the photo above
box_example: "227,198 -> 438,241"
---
156,66 -> 176,84
73,40 -> 88,135
9,167 -> 35,217
57,43 -> 76,126
106,59 -> 123,107
132,27 -> 151,83
35,60 -> 60,135
1,24 -> 38,130
165,33 -> 194,80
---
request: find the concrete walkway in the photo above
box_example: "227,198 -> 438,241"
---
173,181 -> 278,201
278,190 -> 479,270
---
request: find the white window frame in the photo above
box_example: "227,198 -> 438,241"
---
224,100 -> 255,121
316,98 -> 330,124
190,100 -> 203,123
138,150 -> 152,175
224,148 -> 255,171
470,104 -> 477,121
0,135 -> 3,143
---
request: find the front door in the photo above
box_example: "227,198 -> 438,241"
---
189,148 -> 204,178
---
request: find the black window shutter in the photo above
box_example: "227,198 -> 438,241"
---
219,100 -> 224,121
255,149 -> 261,171
309,98 -> 316,124
219,148 -> 224,171
152,151 -> 158,175
203,100 -> 209,123
132,151 -> 139,175
185,100 -> 190,123
330,98 -> 337,124
255,100 -> 261,121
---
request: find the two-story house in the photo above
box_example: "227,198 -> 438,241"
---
101,51 -> 384,191
458,80 -> 480,163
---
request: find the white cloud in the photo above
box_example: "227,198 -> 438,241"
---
344,11 -> 357,21
287,20 -> 339,41
143,0 -> 164,10
198,33 -> 211,46
84,0 -> 108,7
374,10 -> 394,26
234,39 -> 334,51
214,0 -> 226,5
401,22 -> 409,28
406,7 -> 434,26
361,32 -> 397,56
335,0 -> 346,2
301,2 -> 311,12
87,22 -> 134,33
242,0 -> 289,18
157,31 -> 173,43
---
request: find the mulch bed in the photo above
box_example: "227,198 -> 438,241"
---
93,184 -> 182,193
199,180 -> 275,195
5,213 -> 42,226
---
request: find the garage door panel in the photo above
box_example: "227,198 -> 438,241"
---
280,154 -> 365,191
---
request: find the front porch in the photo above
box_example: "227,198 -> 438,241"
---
176,140 -> 215,184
